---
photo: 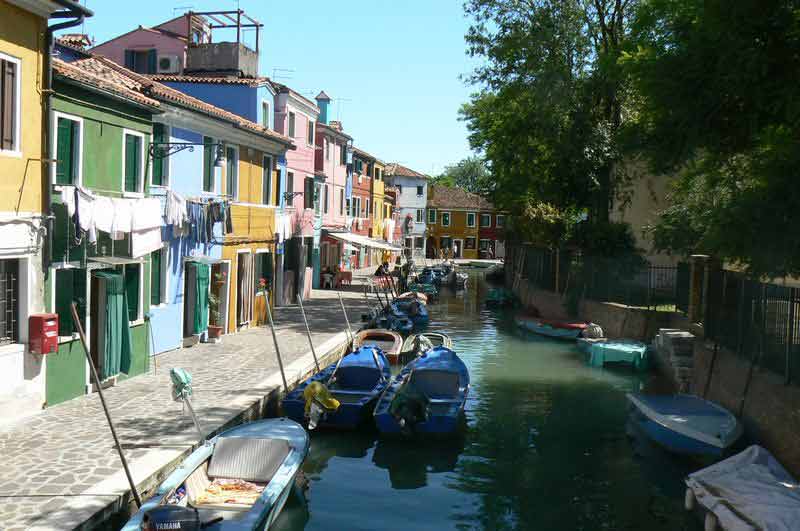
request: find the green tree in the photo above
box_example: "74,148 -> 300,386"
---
432,157 -> 492,195
624,0 -> 800,277
461,0 -> 637,246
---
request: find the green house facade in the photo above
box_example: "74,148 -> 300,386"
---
45,62 -> 162,406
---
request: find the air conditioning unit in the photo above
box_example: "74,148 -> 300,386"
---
156,55 -> 181,74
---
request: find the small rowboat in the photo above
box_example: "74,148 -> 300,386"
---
401,332 -> 453,358
515,314 -> 588,339
282,346 -> 391,429
374,346 -> 469,437
122,418 -> 308,531
627,393 -> 742,458
353,329 -> 403,364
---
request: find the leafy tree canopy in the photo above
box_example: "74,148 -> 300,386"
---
624,0 -> 800,277
432,156 -> 492,195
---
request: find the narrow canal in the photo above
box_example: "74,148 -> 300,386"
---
274,271 -> 702,530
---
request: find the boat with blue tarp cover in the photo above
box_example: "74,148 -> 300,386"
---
122,418 -> 309,531
282,346 -> 392,429
627,393 -> 743,458
579,339 -> 649,370
374,346 -> 470,436
390,299 -> 429,325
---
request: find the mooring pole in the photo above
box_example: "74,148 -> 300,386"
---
264,293 -> 289,393
297,294 -> 320,372
337,291 -> 354,341
70,303 -> 142,508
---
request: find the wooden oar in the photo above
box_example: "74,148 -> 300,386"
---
70,303 -> 142,508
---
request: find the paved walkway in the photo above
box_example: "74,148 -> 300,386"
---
0,288 -> 373,531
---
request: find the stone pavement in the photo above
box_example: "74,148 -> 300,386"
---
0,288 -> 374,531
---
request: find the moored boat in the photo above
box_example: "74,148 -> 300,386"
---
374,346 -> 469,437
398,291 -> 428,304
352,329 -> 403,364
515,314 -> 589,340
398,332 -> 453,362
391,299 -> 429,325
122,418 -> 308,531
626,393 -> 742,458
282,346 -> 391,429
584,339 -> 649,370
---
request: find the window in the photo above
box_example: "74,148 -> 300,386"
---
428,209 -> 437,224
304,237 -> 314,268
262,155 -> 272,205
340,143 -> 347,165
150,248 -> 167,306
440,237 -> 452,249
414,237 -> 424,249
416,185 -> 424,196
339,189 -> 345,215
54,267 -> 86,338
416,209 -> 424,223
354,158 -> 363,174
441,212 -> 451,227
480,213 -> 492,227
288,112 -> 296,137
314,182 -> 323,215
254,251 -> 273,294
287,171 -> 294,196
465,237 -> 476,250
123,130 -> 145,194
496,214 -> 505,228
54,113 -> 82,185
1,54 -> 20,153
467,212 -> 476,228
124,49 -> 156,74
325,137 -> 330,160
202,136 -> 215,193
323,184 -> 329,214
225,146 -> 238,199
397,185 -> 403,195
151,123 -> 168,186
304,177 -> 315,209
261,101 -> 270,129
307,120 -> 315,144
375,167 -> 382,181
365,198 -> 371,218
123,263 -> 142,322
0,259 -> 19,345
367,162 -> 373,177
404,237 -> 412,249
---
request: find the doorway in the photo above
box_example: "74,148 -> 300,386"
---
236,251 -> 253,328
210,261 -> 230,334
453,239 -> 463,259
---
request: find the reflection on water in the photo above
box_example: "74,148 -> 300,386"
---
273,272 -> 701,531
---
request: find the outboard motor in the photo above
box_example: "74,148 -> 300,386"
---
142,506 -> 200,531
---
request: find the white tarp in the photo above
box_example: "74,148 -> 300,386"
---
326,231 -> 401,252
686,445 -> 800,530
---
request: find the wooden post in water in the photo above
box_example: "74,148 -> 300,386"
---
264,293 -> 289,393
70,303 -> 142,508
297,294 -> 320,372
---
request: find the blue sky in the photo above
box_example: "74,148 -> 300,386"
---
71,0 -> 480,175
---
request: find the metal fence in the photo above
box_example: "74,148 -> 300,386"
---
515,245 -> 678,309
704,269 -> 800,385
0,259 -> 19,346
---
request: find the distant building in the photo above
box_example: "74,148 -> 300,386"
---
384,163 -> 428,259
426,185 -> 482,259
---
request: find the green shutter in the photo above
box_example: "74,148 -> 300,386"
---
203,136 -> 213,192
55,269 -> 75,335
124,265 -> 139,322
124,134 -> 140,192
150,250 -> 162,306
152,124 -> 165,186
124,50 -> 135,69
226,147 -> 236,197
147,49 -> 157,74
56,118 -> 74,185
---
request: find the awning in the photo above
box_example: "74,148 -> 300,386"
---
89,256 -> 145,269
325,231 -> 401,252
184,255 -> 224,265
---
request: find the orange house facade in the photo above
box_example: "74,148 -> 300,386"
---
425,185 -> 483,260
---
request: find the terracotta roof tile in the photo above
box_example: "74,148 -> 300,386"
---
352,147 -> 383,164
385,163 -> 429,180
149,74 -> 271,88
428,184 -> 486,210
53,58 -> 160,109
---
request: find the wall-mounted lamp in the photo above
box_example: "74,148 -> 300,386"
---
150,142 -> 225,167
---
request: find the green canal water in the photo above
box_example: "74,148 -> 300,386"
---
273,273 -> 703,531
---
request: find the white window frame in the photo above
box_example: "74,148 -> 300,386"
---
339,188 -> 345,216
479,238 -> 491,251
416,185 -> 424,197
121,128 -> 147,198
0,52 -> 22,157
150,123 -> 170,188
51,111 -> 84,187
467,211 -> 477,228
262,154 -> 272,205
365,198 -> 371,219
288,111 -> 296,137
307,119 -> 315,146
428,208 -> 436,224
416,209 -> 424,223
480,213 -> 492,228
324,137 -> 330,160
324,184 -> 329,214
225,144 -> 240,200
120,262 -> 145,325
201,135 -> 217,195
151,245 -> 169,308
496,214 -> 505,227
261,100 -> 270,129
441,211 -> 451,227
51,265 -> 85,343
465,236 -> 477,250
314,181 -> 323,216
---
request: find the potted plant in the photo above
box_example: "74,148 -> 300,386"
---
257,278 -> 269,325
208,290 -> 223,340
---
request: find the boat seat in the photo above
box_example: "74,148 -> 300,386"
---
333,367 -> 381,390
410,370 -> 460,399
207,437 -> 290,483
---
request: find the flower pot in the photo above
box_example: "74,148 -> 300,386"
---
207,325 -> 223,340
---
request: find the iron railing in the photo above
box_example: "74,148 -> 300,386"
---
0,260 -> 19,346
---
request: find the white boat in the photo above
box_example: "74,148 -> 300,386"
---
123,418 -> 309,530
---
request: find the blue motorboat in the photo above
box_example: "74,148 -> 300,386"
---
391,299 -> 429,325
122,418 -> 309,531
374,346 -> 469,436
627,393 -> 743,458
375,311 -> 414,334
282,346 -> 391,429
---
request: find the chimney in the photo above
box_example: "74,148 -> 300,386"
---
329,120 -> 343,132
315,91 -> 331,124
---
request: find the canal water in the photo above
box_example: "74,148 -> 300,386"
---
274,272 -> 702,530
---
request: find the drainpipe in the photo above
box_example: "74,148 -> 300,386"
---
43,1 -> 93,279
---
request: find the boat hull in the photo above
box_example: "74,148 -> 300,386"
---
516,317 -> 584,339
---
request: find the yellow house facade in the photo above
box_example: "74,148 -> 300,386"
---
220,142 -> 287,333
426,184 -> 482,260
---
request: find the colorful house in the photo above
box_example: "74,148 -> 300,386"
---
426,184 -> 483,260
478,203 -> 506,259
0,0 -> 92,422
385,163 -> 428,259
350,148 -> 374,268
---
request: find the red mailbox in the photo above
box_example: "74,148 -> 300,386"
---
29,313 -> 59,354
